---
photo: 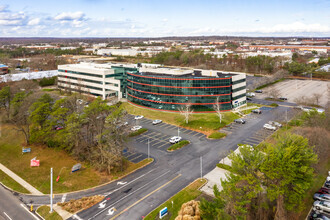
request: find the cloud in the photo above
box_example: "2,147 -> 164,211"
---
257,22 -> 330,33
0,5 -> 8,12
28,18 -> 40,26
54,11 -> 85,21
0,11 -> 27,26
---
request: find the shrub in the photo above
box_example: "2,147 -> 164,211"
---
168,140 -> 190,151
39,76 -> 57,87
128,128 -> 148,137
208,132 -> 227,139
216,163 -> 234,172
270,103 -> 279,107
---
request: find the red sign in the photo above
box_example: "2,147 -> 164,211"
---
56,176 -> 60,182
30,159 -> 40,167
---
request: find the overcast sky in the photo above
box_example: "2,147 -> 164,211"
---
0,0 -> 329,37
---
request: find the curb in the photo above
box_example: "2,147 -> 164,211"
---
35,206 -> 46,220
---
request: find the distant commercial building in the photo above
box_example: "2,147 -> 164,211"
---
57,63 -> 246,112
0,64 -> 8,75
249,45 -> 330,53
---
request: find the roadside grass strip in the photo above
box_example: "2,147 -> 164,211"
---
36,205 -> 62,220
128,128 -> 148,137
208,132 -> 227,139
144,178 -> 207,220
167,140 -> 190,151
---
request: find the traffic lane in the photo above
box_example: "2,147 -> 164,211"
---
73,169 -> 181,220
0,186 -> 37,220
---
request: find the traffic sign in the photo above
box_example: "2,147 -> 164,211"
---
159,207 -> 168,219
71,163 -> 81,172
30,159 -> 40,167
22,148 -> 31,153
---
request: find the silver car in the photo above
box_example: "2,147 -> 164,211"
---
314,201 -> 330,213
314,193 -> 330,202
152,119 -> 162,125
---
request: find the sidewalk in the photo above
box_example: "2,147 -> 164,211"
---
0,163 -> 43,195
53,204 -> 73,220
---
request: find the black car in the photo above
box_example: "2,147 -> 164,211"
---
247,97 -> 252,101
325,181 -> 330,188
252,109 -> 262,114
255,90 -> 263,93
234,118 -> 246,124
279,97 -> 288,101
309,211 -> 330,220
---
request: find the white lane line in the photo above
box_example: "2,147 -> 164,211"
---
20,204 -> 39,220
61,194 -> 67,203
3,212 -> 12,220
89,170 -> 172,220
72,214 -> 83,220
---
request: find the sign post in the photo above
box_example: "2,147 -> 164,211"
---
50,167 -> 53,213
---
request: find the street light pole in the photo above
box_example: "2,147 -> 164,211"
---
147,139 -> 150,160
200,156 -> 203,179
50,167 -> 53,213
178,128 -> 180,137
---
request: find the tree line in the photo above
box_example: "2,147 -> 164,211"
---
0,84 -> 129,174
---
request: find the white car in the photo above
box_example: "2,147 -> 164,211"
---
247,92 -> 256,97
169,136 -> 182,144
268,121 -> 282,128
152,119 -> 162,125
313,201 -> 330,213
134,115 -> 144,120
263,124 -> 276,131
131,126 -> 142,131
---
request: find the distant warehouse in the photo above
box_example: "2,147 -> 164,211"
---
57,63 -> 246,112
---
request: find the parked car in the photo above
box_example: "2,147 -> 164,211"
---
319,188 -> 330,194
324,181 -> 330,188
309,211 -> 330,220
314,193 -> 330,202
134,115 -> 144,120
131,125 -> 142,131
313,201 -> 330,213
234,118 -> 246,124
246,97 -> 252,101
268,121 -> 282,128
152,119 -> 162,125
255,90 -> 263,93
252,109 -> 262,114
169,136 -> 182,144
247,92 -> 256,97
263,124 -> 277,131
279,97 -> 288,101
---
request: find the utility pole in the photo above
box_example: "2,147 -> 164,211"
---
178,128 -> 180,137
200,156 -> 203,179
147,139 -> 150,160
50,167 -> 53,213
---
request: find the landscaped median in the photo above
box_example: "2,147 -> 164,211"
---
208,132 -> 227,139
36,205 -> 62,220
168,140 -> 190,151
128,128 -> 148,137
144,178 -> 207,220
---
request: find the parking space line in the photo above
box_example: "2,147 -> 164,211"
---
247,137 -> 262,141
196,133 -> 205,138
192,132 -> 202,137
126,152 -> 138,159
158,123 -> 169,128
157,142 -> 170,149
136,136 -> 148,141
130,154 -> 142,162
184,130 -> 194,135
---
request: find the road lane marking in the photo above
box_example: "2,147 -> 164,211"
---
3,212 -> 12,220
110,174 -> 181,220
89,170 -> 172,220
72,214 -> 83,220
61,194 -> 67,203
157,142 -> 170,149
126,152 -> 138,159
20,204 -> 39,220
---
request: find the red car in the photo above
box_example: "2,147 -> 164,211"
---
318,188 -> 330,195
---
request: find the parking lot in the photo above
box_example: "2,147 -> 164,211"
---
256,79 -> 329,107
124,115 -> 205,158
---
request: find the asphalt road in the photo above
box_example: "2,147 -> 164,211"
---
0,185 -> 38,220
17,105 -> 297,220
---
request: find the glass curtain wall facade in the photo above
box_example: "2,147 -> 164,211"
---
126,72 -> 233,112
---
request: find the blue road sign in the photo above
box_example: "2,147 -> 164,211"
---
22,148 -> 31,153
159,207 -> 168,219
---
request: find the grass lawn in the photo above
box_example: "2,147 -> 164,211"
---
122,103 -> 240,135
208,132 -> 227,139
128,128 -> 148,137
144,178 -> 206,220
36,205 -> 62,220
0,170 -> 30,194
168,140 -> 190,151
0,124 -> 153,194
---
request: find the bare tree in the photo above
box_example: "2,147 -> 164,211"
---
213,96 -> 223,125
267,87 -> 281,99
312,93 -> 322,106
179,102 -> 194,124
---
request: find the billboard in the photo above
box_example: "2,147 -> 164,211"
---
30,159 -> 40,167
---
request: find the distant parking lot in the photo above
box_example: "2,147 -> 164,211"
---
256,79 -> 329,107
